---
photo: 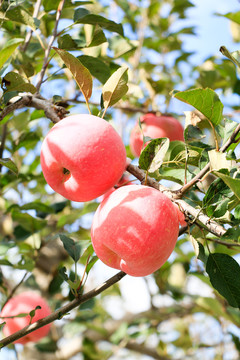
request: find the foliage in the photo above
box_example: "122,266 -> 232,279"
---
0,0 -> 239,359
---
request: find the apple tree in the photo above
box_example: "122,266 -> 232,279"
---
0,0 -> 239,359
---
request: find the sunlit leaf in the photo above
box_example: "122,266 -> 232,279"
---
217,11 -> 240,25
77,55 -> 110,83
102,66 -> 128,111
2,72 -> 36,94
172,88 -> 223,126
0,158 -> 18,175
208,149 -> 235,171
219,46 -> 240,69
74,13 -> 124,36
53,48 -> 92,103
12,212 -> 47,232
0,6 -> 40,30
0,39 -> 23,70
213,171 -> 240,201
139,138 -> 170,172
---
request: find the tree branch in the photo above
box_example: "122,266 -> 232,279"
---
0,271 -> 126,347
0,94 -> 69,123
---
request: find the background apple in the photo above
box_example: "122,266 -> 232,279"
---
91,184 -> 180,277
41,114 -> 127,202
130,113 -> 184,157
0,292 -> 51,344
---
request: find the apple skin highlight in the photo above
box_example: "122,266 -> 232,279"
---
91,184 -> 180,277
0,292 -> 51,344
130,113 -> 184,157
40,114 -> 127,202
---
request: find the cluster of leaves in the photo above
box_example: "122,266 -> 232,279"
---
0,0 -> 239,359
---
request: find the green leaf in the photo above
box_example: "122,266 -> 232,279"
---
43,0 -> 93,11
53,48 -> 92,103
172,88 -> 223,126
229,332 -> 240,352
58,266 -> 69,282
219,46 -> 240,69
216,118 -> 238,144
195,297 -> 229,318
77,55 -> 110,83
221,227 -> 240,242
12,212 -> 47,232
86,25 -> 107,47
57,34 -> 85,50
86,256 -> 98,275
0,158 -> 18,175
59,234 -> 81,263
0,38 -> 23,70
29,306 -> 41,321
217,11 -> 240,25
139,138 -> 170,172
213,171 -> 240,201
157,167 -> 194,185
109,35 -> 137,58
73,7 -> 90,22
206,253 -> 240,308
110,322 -> 128,344
203,176 -> 234,217
209,150 -> 235,171
14,132 -> 40,152
102,66 -> 128,111
0,6 -> 39,30
74,14 -> 124,36
21,202 -> 55,214
35,338 -> 58,353
184,124 -> 205,142
234,205 -> 240,220
2,72 -> 37,94
0,241 -> 15,256
209,197 -> 229,218
0,259 -> 13,266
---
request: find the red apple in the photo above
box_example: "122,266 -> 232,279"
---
0,291 -> 51,344
130,113 -> 184,157
40,114 -> 127,202
91,184 -> 181,277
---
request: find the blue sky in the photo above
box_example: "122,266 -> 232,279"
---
182,0 -> 240,62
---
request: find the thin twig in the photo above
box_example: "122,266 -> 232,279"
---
0,94 -> 69,123
35,0 -> 66,91
178,122 -> 240,195
22,0 -> 42,52
0,271 -> 126,347
2,272 -> 28,309
0,123 -> 7,172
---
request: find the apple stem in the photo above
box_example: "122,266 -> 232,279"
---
86,100 -> 92,115
76,255 -> 91,293
63,168 -> 70,175
101,107 -> 108,119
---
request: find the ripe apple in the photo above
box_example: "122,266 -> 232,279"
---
130,113 -> 184,157
91,184 -> 181,277
0,291 -> 51,344
40,114 -> 127,202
